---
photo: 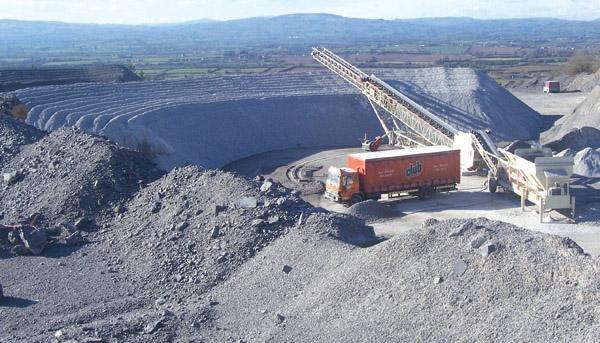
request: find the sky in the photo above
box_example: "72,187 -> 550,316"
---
0,0 -> 598,24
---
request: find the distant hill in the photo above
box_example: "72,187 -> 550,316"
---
1,14 -> 600,57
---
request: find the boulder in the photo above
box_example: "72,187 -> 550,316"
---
18,226 -> 47,255
3,171 -> 19,184
238,197 -> 258,209
260,180 -> 274,193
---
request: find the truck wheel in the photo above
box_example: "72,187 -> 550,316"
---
350,194 -> 363,205
488,177 -> 498,193
418,187 -> 433,200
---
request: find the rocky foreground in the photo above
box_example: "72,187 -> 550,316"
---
1,115 -> 600,342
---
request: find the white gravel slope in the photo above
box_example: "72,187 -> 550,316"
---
13,69 -> 543,170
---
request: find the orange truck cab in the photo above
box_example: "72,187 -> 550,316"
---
325,167 -> 360,203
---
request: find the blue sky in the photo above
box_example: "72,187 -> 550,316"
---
0,0 -> 598,24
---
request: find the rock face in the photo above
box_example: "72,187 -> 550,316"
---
0,65 -> 141,92
542,86 -> 600,151
13,69 -> 543,170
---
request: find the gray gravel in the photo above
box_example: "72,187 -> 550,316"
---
574,147 -> 600,177
196,217 -> 600,342
345,199 -> 400,223
0,114 -> 45,169
0,126 -> 161,228
543,86 -> 600,151
1,120 -> 599,342
0,122 -> 377,342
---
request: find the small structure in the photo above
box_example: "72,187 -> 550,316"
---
543,81 -> 560,93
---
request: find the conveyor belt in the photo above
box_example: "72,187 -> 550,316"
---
311,48 -> 455,147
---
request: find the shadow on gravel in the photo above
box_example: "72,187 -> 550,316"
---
0,296 -> 38,308
0,243 -> 83,259
43,243 -> 81,259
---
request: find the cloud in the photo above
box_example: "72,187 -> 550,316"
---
0,0 -> 597,24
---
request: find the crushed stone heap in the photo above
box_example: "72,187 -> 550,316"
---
574,147 -> 600,177
196,217 -> 600,342
542,86 -> 600,151
375,68 -> 544,141
0,114 -> 46,169
0,159 -> 377,342
0,127 -> 161,227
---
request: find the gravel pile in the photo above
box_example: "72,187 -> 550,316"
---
0,114 -> 45,169
566,70 -> 600,92
542,86 -> 600,151
107,168 -> 311,292
197,217 -> 600,342
574,147 -> 600,177
0,159 -> 376,342
345,199 -> 399,223
375,68 -> 544,141
0,127 -> 161,228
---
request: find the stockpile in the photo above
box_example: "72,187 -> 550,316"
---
566,70 -> 600,92
375,67 -> 544,141
0,114 -> 45,169
0,153 -> 376,342
107,169 -> 311,292
574,148 -> 600,177
344,199 -> 399,222
197,217 -> 600,342
12,69 -> 543,170
2,115 -> 600,342
542,86 -> 600,151
0,127 -> 161,229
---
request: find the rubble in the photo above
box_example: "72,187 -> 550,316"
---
19,226 -> 47,255
452,259 -> 468,276
0,127 -> 161,227
196,218 -> 600,342
0,82 -> 598,342
0,114 -> 45,169
3,171 -> 19,184
480,243 -> 497,257
574,147 -> 600,177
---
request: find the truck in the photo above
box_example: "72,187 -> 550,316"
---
543,81 -> 560,93
325,146 -> 461,204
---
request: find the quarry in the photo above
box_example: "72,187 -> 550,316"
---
1,45 -> 600,343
